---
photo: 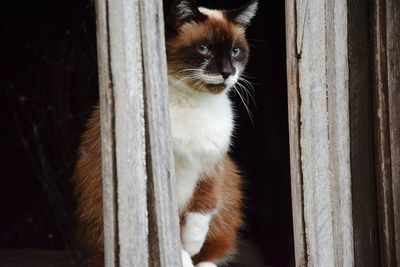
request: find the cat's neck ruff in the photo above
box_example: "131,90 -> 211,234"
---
168,76 -> 234,212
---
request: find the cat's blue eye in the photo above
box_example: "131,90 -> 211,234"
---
231,47 -> 241,57
197,44 -> 210,55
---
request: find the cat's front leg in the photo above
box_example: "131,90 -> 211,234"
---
181,176 -> 221,257
181,212 -> 213,256
182,248 -> 195,267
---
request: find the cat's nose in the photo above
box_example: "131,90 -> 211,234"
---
221,70 -> 232,80
220,58 -> 234,80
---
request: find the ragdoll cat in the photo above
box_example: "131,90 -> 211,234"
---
73,0 -> 258,266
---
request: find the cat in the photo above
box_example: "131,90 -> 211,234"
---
72,1 -> 258,266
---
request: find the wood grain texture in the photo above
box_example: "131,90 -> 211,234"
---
95,1 -> 118,266
386,0 -> 400,264
285,1 -> 307,266
96,0 -> 181,266
325,1 -> 354,266
286,0 -> 354,266
372,0 -> 400,265
139,0 -> 182,266
96,0 -> 149,266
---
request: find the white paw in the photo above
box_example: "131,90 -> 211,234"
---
182,212 -> 212,256
182,249 -> 194,267
196,262 -> 217,267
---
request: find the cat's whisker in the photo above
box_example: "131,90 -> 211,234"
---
236,79 -> 256,107
172,75 -> 199,86
235,87 -> 254,124
232,84 -> 254,123
236,83 -> 255,119
239,73 -> 257,80
234,81 -> 250,104
238,76 -> 256,95
175,68 -> 204,74
198,81 -> 208,91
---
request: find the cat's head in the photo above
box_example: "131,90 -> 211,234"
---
166,0 -> 258,94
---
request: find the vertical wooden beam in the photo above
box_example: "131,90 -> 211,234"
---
325,1 -> 354,266
95,0 -> 120,265
97,0 -> 149,266
372,0 -> 400,265
285,0 -> 307,265
386,1 -> 400,264
139,0 -> 182,266
286,0 -> 354,266
96,0 -> 181,266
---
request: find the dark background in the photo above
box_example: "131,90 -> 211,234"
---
0,0 -> 292,266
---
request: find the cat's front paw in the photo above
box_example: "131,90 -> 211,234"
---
196,262 -> 217,267
182,212 -> 212,256
182,248 -> 194,267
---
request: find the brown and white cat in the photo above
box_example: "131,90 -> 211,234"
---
73,1 -> 258,266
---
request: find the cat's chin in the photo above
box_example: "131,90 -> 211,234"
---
203,83 -> 228,94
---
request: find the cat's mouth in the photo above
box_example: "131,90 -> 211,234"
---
197,74 -> 228,93
199,74 -> 225,85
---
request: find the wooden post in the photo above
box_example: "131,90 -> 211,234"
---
95,0 -> 181,266
140,0 -> 182,266
372,0 -> 400,265
286,0 -> 354,266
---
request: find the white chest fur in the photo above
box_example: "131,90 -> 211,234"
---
169,79 -> 234,212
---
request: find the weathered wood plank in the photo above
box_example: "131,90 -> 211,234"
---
386,0 -> 400,264
325,1 -> 354,266
372,0 -> 400,265
285,0 -> 307,266
139,0 -> 182,266
95,0 -> 118,266
297,2 -> 334,265
96,0 -> 149,266
286,0 -> 355,266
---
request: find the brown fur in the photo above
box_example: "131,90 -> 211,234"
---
186,157 -> 244,264
73,108 -> 243,265
72,106 -> 104,257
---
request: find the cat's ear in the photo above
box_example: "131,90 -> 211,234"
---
168,0 -> 205,28
226,0 -> 258,27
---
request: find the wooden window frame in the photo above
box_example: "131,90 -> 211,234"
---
372,0 -> 400,265
286,1 -> 354,266
286,0 -> 399,266
96,0 -> 181,266
94,0 -> 399,266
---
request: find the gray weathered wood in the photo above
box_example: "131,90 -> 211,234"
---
95,0 -> 119,266
286,0 -> 354,266
139,0 -> 182,266
325,2 -> 354,266
372,0 -> 400,265
96,0 -> 181,266
96,0 -> 149,266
